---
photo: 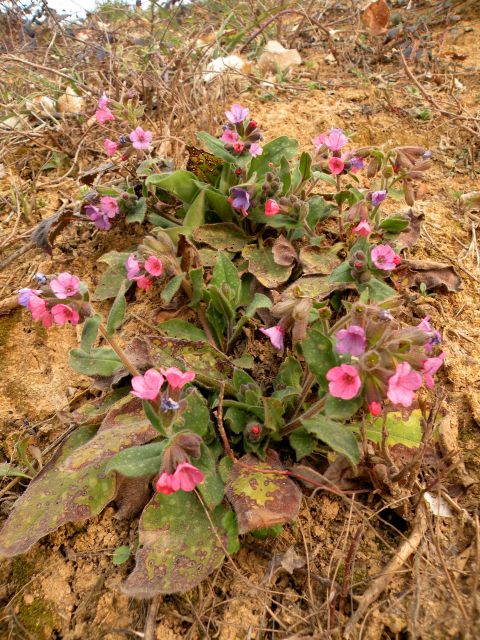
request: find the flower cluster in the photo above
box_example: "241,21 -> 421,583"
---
85,196 -> 119,230
131,366 -> 195,402
18,272 -> 83,328
313,128 -> 365,176
324,304 -> 444,410
94,93 -> 152,157
221,104 -> 263,157
125,254 -> 163,291
156,462 -> 204,495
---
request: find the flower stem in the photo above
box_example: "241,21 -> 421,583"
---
98,323 -> 140,377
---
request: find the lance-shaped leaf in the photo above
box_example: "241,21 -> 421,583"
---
69,347 -> 124,377
63,396 -> 157,472
92,251 -> 131,301
68,387 -> 131,426
0,426 -> 116,557
301,416 -> 360,465
242,244 -> 293,288
123,491 -> 228,596
225,450 -> 301,534
193,223 -> 248,252
300,323 -> 337,390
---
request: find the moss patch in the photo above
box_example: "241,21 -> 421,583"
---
17,597 -> 60,640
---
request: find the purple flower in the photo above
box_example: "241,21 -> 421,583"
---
422,150 -> 432,160
250,143 -> 263,157
349,156 -> 365,172
125,254 -> 141,280
18,288 -> 42,307
371,190 -> 387,206
229,187 -> 250,216
335,325 -> 367,357
260,325 -> 285,350
418,316 -> 442,353
99,196 -> 119,218
129,126 -> 152,150
225,104 -> 249,124
85,205 -> 112,230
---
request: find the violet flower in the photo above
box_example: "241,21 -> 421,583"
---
225,104 -> 249,124
335,325 -> 367,357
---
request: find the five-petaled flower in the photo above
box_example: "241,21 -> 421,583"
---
371,244 -> 401,271
313,128 -> 349,152
249,143 -> 263,157
335,325 -> 367,357
387,362 -> 422,408
161,367 -> 196,389
51,304 -> 80,326
131,368 -> 164,400
129,126 -> 152,150
226,104 -> 249,124
144,256 -> 163,277
103,139 -> 118,156
371,190 -> 387,206
326,364 -> 362,400
265,199 -> 281,217
353,220 -> 372,237
50,273 -> 80,299
329,157 -> 345,175
422,354 -> 445,388
260,325 -> 285,350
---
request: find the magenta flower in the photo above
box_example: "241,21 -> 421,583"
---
371,244 -> 400,271
387,362 -> 422,408
369,401 -> 382,416
233,141 -> 245,153
353,220 -> 372,237
95,107 -> 115,125
349,156 -> 365,173
265,199 -> 281,217
171,462 -> 205,492
422,353 -> 445,388
144,256 -> 163,277
103,138 -> 118,156
221,129 -> 239,143
99,196 -> 119,218
135,275 -> 153,291
155,472 -> 175,495
260,325 -> 285,350
51,304 -> 80,326
371,190 -> 387,206
313,128 -> 349,151
161,367 -> 196,389
98,93 -> 109,109
126,254 -> 141,280
28,294 -> 53,328
131,368 -> 164,400
418,316 -> 442,353
329,157 -> 345,175
335,325 -> 367,357
226,104 -> 249,124
250,143 -> 263,157
229,187 -> 250,217
326,364 -> 361,400
50,272 -> 80,299
129,126 -> 152,150
18,288 -> 42,307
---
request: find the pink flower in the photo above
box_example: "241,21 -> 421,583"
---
51,304 -> 80,326
265,199 -> 281,217
335,325 -> 367,357
50,272 -> 80,299
369,401 -> 382,416
353,220 -> 372,237
418,316 -> 442,353
171,462 -> 204,492
422,353 -> 445,388
129,126 -> 152,150
260,325 -> 285,350
226,104 -> 249,124
161,367 -> 196,389
250,143 -> 263,157
28,294 -> 53,328
314,128 -> 349,151
387,362 -> 422,408
125,254 -> 141,280
135,275 -> 153,290
98,93 -> 109,109
144,256 -> 163,276
326,364 -> 362,400
155,472 -> 175,495
99,196 -> 119,218
371,244 -> 400,271
221,129 -> 239,143
103,138 -> 118,156
131,368 -> 164,400
95,107 -> 115,125
233,142 -> 245,153
312,132 -> 328,150
329,157 -> 345,175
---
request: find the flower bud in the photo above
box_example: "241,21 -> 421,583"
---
403,180 -> 415,206
382,166 -> 394,178
366,156 -> 381,178
245,120 -> 257,134
245,422 -> 263,442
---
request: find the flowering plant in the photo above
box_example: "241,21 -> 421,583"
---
0,103 -> 448,599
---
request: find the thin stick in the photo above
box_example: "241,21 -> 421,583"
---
143,594 -> 161,640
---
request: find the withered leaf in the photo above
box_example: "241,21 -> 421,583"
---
393,259 -> 461,292
79,161 -> 116,185
272,235 -> 297,266
396,209 -> 424,250
114,475 -> 153,520
225,450 -> 301,534
361,0 -> 390,36
31,209 -> 73,255
299,244 -> 341,275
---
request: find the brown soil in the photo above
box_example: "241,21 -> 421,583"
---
1,8 -> 480,640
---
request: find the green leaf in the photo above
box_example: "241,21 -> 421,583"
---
221,510 -> 240,554
298,151 -> 312,182
106,282 -> 127,335
204,187 -> 234,221
112,545 -> 131,565
0,463 -> 31,479
262,397 -> 284,439
146,170 -> 198,203
351,410 -> 423,448
125,197 -> 147,224
312,170 -> 337,186
300,323 -> 337,389
175,387 -> 213,438
105,441 -> 166,477
183,188 -> 206,229
0,425 -> 116,557
211,252 -> 240,301
158,319 -> 207,342
189,267 -> 204,307
142,400 -> 164,434
196,131 -> 237,163
232,353 -> 255,369
80,314 -> 102,353
289,428 -> 317,461
306,195 -> 332,228
250,525 -> 283,539
192,222 -> 248,252
249,136 -> 299,178
329,261 -> 355,284
379,216 -> 410,233
225,407 -> 249,434
69,347 -> 123,377
92,251 -> 131,301
244,293 -> 272,317
242,244 -> 293,288
324,394 -> 363,420
274,356 -> 303,392
301,417 -> 360,465
195,444 -> 224,509
161,273 -> 185,303
360,277 -> 397,302
123,492 -> 228,596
